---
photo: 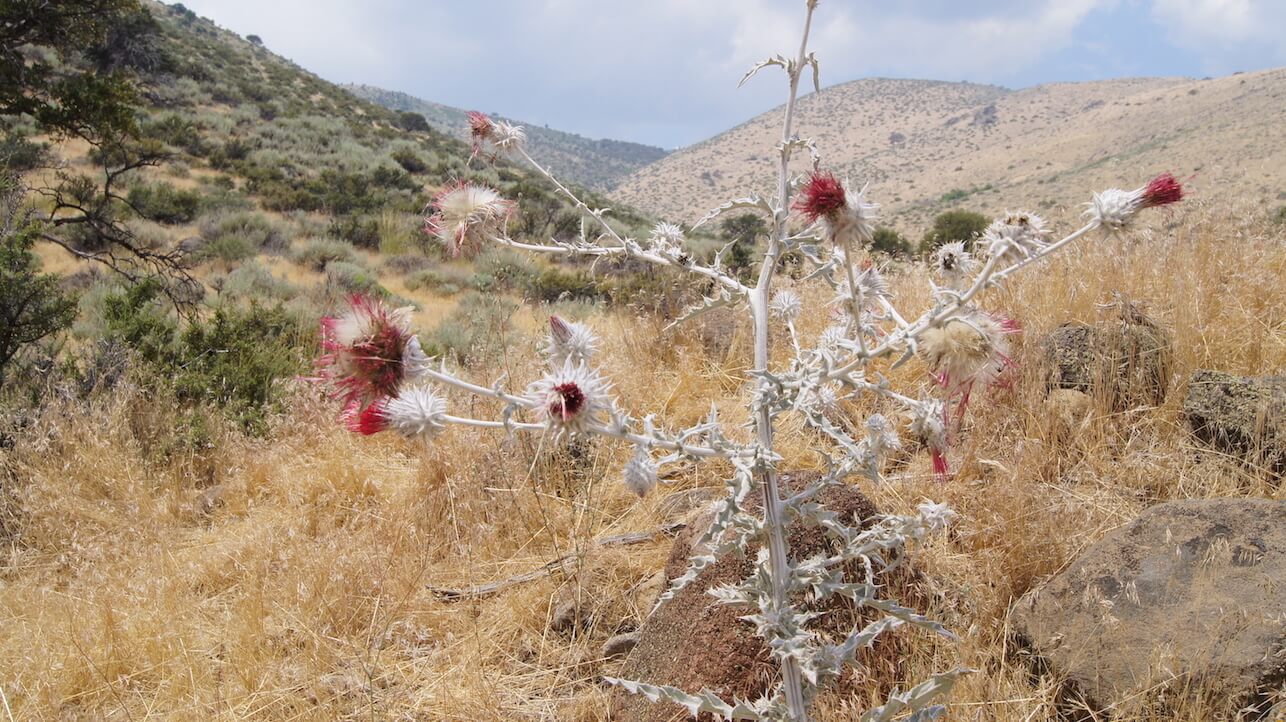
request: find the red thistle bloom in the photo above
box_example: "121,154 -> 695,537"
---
548,382 -> 586,421
344,399 -> 390,435
316,295 -> 415,408
792,171 -> 847,223
1139,172 -> 1183,209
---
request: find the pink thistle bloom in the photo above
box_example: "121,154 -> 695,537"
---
920,311 -> 1020,421
315,295 -> 424,409
467,110 -> 494,158
527,362 -> 612,436
423,182 -> 515,258
1086,172 -> 1185,229
793,171 -> 878,247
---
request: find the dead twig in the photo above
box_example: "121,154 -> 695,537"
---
428,522 -> 686,601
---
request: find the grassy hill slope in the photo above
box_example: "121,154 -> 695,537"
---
346,84 -> 669,192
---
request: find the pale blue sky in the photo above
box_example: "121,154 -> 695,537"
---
178,0 -> 1286,149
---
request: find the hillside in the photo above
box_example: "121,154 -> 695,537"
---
347,84 -> 669,192
615,72 -> 1286,230
10,0 -> 656,338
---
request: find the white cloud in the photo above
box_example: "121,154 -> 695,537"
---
1150,0 -> 1286,71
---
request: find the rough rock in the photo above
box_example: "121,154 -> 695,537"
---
1184,370 -> 1285,476
550,594 -> 593,636
1043,316 -> 1173,407
1012,498 -> 1286,719
601,631 -> 641,660
610,473 -> 896,721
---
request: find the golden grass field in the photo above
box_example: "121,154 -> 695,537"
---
2,200 -> 1284,720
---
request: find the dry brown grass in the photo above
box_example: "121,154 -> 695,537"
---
1,203 -> 1283,721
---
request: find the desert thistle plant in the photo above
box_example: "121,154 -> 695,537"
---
311,2 -> 1183,718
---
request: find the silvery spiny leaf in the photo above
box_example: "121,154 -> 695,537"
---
691,195 -> 775,230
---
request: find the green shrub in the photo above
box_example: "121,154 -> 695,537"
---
292,237 -> 356,271
198,210 -> 288,256
217,260 -> 297,302
323,260 -> 388,297
406,267 -> 470,296
329,214 -> 381,249
391,148 -> 427,174
525,266 -> 605,303
871,227 -> 911,257
127,182 -> 203,224
100,279 -> 306,432
919,209 -> 989,253
423,292 -> 517,365
473,248 -> 537,291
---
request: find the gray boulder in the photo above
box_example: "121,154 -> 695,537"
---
1044,315 -> 1172,408
1184,370 -> 1285,477
1013,498 -> 1286,719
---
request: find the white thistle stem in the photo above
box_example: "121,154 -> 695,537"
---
751,2 -> 818,717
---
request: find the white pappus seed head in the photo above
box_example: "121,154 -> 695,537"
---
918,311 -> 1017,394
492,121 -> 526,151
383,386 -> 449,440
543,315 -> 598,367
527,361 -> 613,436
769,289 -> 803,321
622,446 -> 659,497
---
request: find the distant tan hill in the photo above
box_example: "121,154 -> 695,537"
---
614,71 -> 1286,231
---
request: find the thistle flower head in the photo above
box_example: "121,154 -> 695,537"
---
933,241 -> 978,290
424,182 -> 514,258
1086,172 -> 1184,230
648,221 -> 685,254
347,386 -> 449,440
543,315 -> 598,367
769,289 -> 802,321
909,398 -> 950,478
793,171 -> 878,247
817,322 -> 850,354
527,361 -> 612,436
917,500 -> 957,532
316,295 -> 419,407
978,211 -> 1050,262
918,311 -> 1017,395
865,413 -> 901,456
622,445 -> 659,497
467,110 -> 494,153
